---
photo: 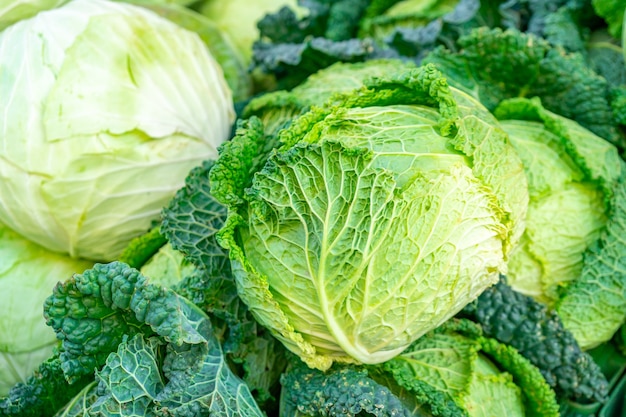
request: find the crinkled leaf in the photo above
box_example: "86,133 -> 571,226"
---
256,0 -> 368,43
359,0 -> 481,59
367,367 -> 465,417
43,262 -> 263,416
43,262 -> 206,381
155,338 -> 262,417
161,160 -> 230,273
0,357 -> 92,417
383,319 -> 559,417
383,331 -> 478,400
478,337 -> 559,417
423,27 -> 625,149
242,59 -> 415,138
463,371 -> 524,417
587,34 -> 626,88
0,222 -> 93,395
252,37 -> 381,90
280,360 -> 414,417
541,6 -> 587,52
611,86 -> 626,126
90,335 -> 163,417
162,159 -> 288,409
463,277 -> 609,404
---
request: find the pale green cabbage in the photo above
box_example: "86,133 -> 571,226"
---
495,98 -> 623,307
211,62 -> 528,369
0,223 -> 92,396
0,0 -> 235,261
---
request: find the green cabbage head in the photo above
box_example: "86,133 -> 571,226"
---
0,222 -> 92,396
495,98 -> 623,307
0,0 -> 234,261
210,63 -> 529,370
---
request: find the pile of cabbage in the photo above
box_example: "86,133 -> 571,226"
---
2,0 -> 626,416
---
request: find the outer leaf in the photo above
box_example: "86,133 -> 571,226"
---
359,0 -> 481,60
90,335 -> 163,417
423,27 -> 624,149
44,262 -> 264,417
463,277 -> 609,405
0,357 -> 92,417
280,360 -> 415,417
383,320 -> 559,417
252,37 -> 380,90
161,160 -> 230,272
251,0 -> 388,89
556,173 -> 626,349
161,159 -> 288,411
587,34 -> 626,88
383,331 -> 478,399
478,338 -> 559,417
367,367 -> 466,417
43,262 -> 204,381
156,338 -> 262,417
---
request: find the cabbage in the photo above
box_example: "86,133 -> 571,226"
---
0,0 -> 235,261
494,98 -> 626,349
495,98 -> 623,307
210,62 -> 529,369
0,223 -> 92,396
200,0 -> 302,65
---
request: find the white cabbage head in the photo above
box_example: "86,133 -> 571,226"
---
0,0 -> 234,260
